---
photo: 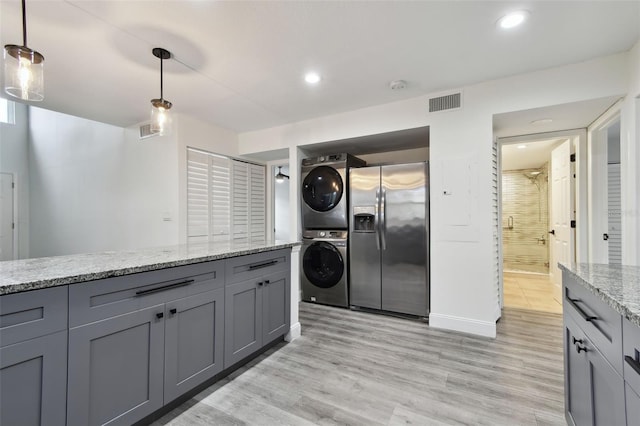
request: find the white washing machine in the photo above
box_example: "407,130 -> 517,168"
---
301,153 -> 365,230
300,230 -> 349,308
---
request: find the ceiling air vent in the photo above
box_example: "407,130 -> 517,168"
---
429,92 -> 461,113
139,123 -> 158,140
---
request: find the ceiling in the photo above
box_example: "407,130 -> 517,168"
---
0,1 -> 638,134
501,138 -> 564,170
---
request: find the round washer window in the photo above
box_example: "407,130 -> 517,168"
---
303,241 -> 344,289
302,166 -> 344,212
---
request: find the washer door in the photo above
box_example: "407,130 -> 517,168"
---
302,166 -> 344,212
303,241 -> 344,289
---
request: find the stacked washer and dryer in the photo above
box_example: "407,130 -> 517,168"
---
300,153 -> 366,308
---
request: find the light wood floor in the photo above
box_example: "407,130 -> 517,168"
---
503,272 -> 563,314
151,302 -> 565,426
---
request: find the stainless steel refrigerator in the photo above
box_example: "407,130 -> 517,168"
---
349,162 -> 429,317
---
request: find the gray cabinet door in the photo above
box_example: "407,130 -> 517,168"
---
565,314 -> 592,426
262,270 -> 290,345
224,279 -> 263,369
626,383 -> 640,426
67,304 -> 165,426
0,330 -> 67,426
164,287 -> 225,403
588,340 -> 626,426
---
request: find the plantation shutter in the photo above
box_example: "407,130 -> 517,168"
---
187,149 -> 210,244
210,155 -> 231,242
250,163 -> 266,245
231,161 -> 250,244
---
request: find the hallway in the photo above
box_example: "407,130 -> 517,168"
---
503,271 -> 562,314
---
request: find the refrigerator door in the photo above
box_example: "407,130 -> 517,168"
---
381,163 -> 428,316
349,166 -> 382,309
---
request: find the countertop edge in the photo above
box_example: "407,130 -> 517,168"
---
0,243 -> 300,296
559,262 -> 640,328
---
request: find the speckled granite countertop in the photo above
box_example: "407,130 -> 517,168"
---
559,263 -> 640,327
0,241 -> 300,296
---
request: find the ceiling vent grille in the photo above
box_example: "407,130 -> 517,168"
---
429,92 -> 462,113
139,123 -> 158,140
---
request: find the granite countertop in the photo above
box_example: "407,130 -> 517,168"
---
0,240 -> 300,296
559,262 -> 640,327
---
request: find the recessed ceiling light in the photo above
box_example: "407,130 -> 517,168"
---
304,72 -> 321,84
517,145 -> 527,149
531,118 -> 553,125
498,10 -> 529,29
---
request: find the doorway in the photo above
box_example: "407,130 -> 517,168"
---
499,136 -> 577,314
272,164 -> 290,241
0,172 -> 15,261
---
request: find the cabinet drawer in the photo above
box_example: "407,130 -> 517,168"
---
623,318 -> 640,396
70,260 -> 224,327
225,249 -> 289,285
563,272 -> 623,375
0,286 -> 68,347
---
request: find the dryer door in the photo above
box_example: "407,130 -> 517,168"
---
302,241 -> 344,288
302,166 -> 344,212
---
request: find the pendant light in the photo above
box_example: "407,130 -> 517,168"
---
3,0 -> 44,101
150,47 -> 172,135
275,166 -> 289,182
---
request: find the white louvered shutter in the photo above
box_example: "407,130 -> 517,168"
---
210,155 -> 231,242
607,163 -> 622,264
187,149 -> 210,244
231,161 -> 250,244
249,163 -> 266,245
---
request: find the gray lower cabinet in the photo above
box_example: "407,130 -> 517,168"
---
164,287 -> 225,403
0,330 -> 68,426
67,304 -> 166,426
564,313 -> 626,426
626,383 -> 640,426
224,269 -> 290,369
0,286 -> 68,426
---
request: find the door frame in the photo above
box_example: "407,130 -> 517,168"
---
496,129 -> 586,309
0,171 -> 17,260
587,101 -> 623,264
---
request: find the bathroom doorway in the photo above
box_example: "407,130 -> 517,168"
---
500,138 -> 570,314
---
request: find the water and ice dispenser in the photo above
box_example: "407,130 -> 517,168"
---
353,206 -> 376,232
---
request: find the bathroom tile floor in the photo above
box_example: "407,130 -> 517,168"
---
503,271 -> 563,314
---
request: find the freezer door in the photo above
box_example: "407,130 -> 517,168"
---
349,166 -> 382,309
381,163 -> 428,316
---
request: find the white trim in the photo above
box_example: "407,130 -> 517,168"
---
429,313 -> 496,338
285,322 -> 301,342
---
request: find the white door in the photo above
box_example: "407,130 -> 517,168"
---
0,173 -> 14,260
550,140 -> 574,286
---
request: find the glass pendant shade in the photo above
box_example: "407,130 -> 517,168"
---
4,45 -> 44,102
150,98 -> 172,135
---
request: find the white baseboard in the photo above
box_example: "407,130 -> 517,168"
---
285,322 -> 301,342
429,313 -> 496,338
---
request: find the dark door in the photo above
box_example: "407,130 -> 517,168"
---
302,166 -> 344,212
303,242 -> 344,289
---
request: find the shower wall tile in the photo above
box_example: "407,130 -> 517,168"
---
502,166 -> 549,274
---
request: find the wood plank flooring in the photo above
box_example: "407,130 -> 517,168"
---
151,303 -> 565,426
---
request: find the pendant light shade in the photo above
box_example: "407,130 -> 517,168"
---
150,47 -> 172,135
3,0 -> 44,101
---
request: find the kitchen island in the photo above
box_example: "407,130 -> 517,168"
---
0,241 -> 299,426
560,263 -> 640,426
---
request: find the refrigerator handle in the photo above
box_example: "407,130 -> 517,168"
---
375,188 -> 381,250
380,187 -> 387,250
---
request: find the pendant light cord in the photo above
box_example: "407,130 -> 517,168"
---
22,0 -> 27,47
160,53 -> 164,102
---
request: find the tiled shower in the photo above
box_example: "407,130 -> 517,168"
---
502,165 -> 549,274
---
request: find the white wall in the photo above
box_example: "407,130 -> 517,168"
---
0,102 -> 29,258
358,147 -> 429,165
29,107 -> 180,257
238,51 -> 631,337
